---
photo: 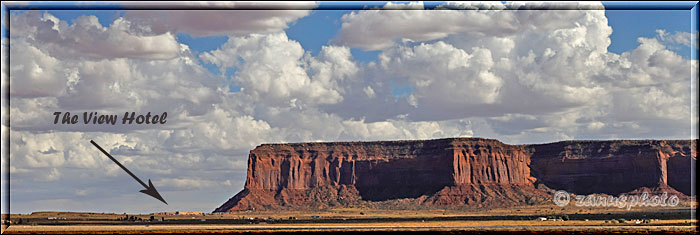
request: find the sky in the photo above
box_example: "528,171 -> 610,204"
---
1,1 -> 698,214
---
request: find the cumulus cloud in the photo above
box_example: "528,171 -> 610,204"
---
329,1 -> 693,141
595,34 -> 695,129
155,178 -> 221,191
200,33 -> 356,107
10,12 -> 182,60
8,11 -> 223,132
8,39 -> 69,97
334,2 -> 608,51
379,41 -> 503,106
334,2 -> 517,50
327,2 -> 615,123
3,4 -> 697,213
6,11 -> 468,213
340,118 -> 474,141
124,4 -> 314,37
657,29 -> 698,48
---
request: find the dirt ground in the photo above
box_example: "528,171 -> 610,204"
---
2,203 -> 697,233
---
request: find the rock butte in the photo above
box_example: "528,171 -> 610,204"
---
214,138 -> 696,212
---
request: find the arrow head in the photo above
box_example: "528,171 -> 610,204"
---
139,179 -> 168,205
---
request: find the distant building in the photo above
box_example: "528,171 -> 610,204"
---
152,212 -> 176,216
176,211 -> 203,216
151,211 -> 203,216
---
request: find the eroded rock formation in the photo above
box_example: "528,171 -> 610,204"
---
214,138 -> 696,212
528,140 -> 696,196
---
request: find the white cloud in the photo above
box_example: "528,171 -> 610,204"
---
334,2 -> 609,51
10,12 -> 182,60
3,5 -> 697,213
657,29 -> 698,49
330,1 -> 693,143
363,86 -> 376,98
200,33 -> 354,107
379,41 -> 503,106
124,7 -> 313,37
331,6 -> 612,122
8,39 -> 68,97
598,33 -> 695,124
155,178 -> 221,191
335,2 -> 515,50
341,118 -> 473,141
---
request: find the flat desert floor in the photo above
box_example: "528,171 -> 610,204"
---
2,204 -> 697,233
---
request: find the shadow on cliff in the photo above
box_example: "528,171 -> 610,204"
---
529,140 -> 696,196
354,155 -> 453,201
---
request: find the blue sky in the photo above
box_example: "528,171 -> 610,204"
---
606,9 -> 695,58
3,1 -> 693,95
3,2 -> 698,61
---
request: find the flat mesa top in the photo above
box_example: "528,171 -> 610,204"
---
262,137 -> 500,145
255,137 -> 505,147
254,137 -> 696,148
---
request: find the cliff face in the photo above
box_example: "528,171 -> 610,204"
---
214,138 -> 696,212
665,140 -> 697,196
528,140 -> 696,196
214,138 -> 543,212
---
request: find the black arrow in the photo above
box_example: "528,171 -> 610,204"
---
90,140 -> 168,205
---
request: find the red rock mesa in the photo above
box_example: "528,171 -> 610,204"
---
214,138 -> 696,212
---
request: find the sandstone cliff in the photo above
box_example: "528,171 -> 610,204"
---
214,138 -> 547,212
528,140 -> 696,196
214,138 -> 696,212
